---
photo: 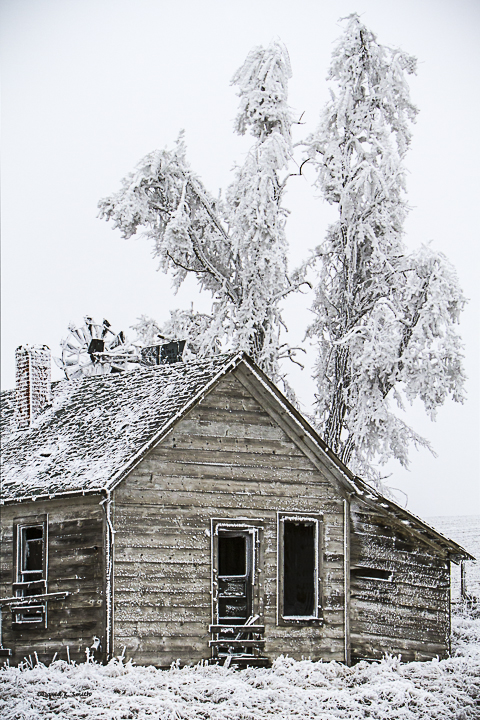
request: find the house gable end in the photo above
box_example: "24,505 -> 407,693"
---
111,370 -> 348,667
114,365 -> 349,503
231,362 -> 354,501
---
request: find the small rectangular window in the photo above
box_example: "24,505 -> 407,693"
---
219,535 -> 248,578
19,526 -> 44,584
13,518 -> 47,625
278,513 -> 322,623
351,567 -> 392,581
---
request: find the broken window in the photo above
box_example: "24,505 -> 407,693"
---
13,519 -> 47,624
278,513 -> 322,622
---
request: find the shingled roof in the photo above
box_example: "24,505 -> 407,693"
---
0,352 -> 241,503
0,352 -> 473,561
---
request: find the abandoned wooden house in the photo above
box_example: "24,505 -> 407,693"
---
0,345 -> 473,667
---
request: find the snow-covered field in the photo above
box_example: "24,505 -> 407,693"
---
1,517 -> 478,719
1,603 -> 478,719
427,515 -> 479,600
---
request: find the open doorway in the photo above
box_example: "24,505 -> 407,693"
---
210,520 -> 266,664
277,513 -> 323,623
217,530 -> 253,624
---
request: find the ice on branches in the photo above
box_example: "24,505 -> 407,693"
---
232,39 -> 293,140
98,134 -> 235,301
99,42 -> 297,382
305,15 -> 466,483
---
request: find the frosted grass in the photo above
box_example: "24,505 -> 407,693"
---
1,604 -> 478,720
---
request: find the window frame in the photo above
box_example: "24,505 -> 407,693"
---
12,514 -> 48,627
277,512 -> 323,625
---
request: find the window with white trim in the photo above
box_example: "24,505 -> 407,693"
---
209,519 -> 265,661
277,513 -> 322,623
13,517 -> 47,625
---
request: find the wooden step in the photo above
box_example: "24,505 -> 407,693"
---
208,624 -> 264,633
209,639 -> 266,648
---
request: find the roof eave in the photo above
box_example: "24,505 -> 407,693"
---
352,475 -> 475,562
1,487 -> 105,506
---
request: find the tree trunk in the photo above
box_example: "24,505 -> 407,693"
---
323,345 -> 350,455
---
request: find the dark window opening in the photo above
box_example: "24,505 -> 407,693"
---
219,535 -> 246,577
15,523 -> 46,623
351,567 -> 392,581
19,526 -> 44,592
22,527 -> 43,572
283,521 -> 315,617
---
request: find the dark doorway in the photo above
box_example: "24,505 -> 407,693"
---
217,531 -> 252,625
283,521 -> 315,617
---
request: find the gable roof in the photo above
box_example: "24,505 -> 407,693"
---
1,352 -> 472,561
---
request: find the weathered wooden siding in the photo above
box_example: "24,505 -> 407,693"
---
0,495 -> 105,665
112,371 -> 347,667
349,500 -> 450,662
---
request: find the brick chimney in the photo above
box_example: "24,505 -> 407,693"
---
15,345 -> 52,428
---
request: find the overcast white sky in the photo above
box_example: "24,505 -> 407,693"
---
1,0 -> 479,518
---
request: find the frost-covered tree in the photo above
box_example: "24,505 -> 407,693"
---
131,308 -> 221,361
99,41 -> 300,381
130,315 -> 165,347
305,15 -> 466,481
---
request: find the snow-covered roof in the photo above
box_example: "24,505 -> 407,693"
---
0,351 -> 473,561
0,353 -> 242,503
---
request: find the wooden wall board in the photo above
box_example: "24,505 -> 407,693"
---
349,499 -> 450,661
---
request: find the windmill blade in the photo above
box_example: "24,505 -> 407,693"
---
101,319 -> 112,338
108,331 -> 126,350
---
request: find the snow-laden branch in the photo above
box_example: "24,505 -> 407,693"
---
304,14 -> 465,486
99,41 -> 302,384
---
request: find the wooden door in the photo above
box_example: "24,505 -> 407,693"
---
217,530 -> 253,624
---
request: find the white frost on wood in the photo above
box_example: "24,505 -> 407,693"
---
0,353 -> 242,502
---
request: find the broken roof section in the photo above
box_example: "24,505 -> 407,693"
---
0,352 -> 473,561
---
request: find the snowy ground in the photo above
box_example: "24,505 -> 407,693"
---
1,516 -> 479,719
426,515 -> 480,600
1,602 -> 478,720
